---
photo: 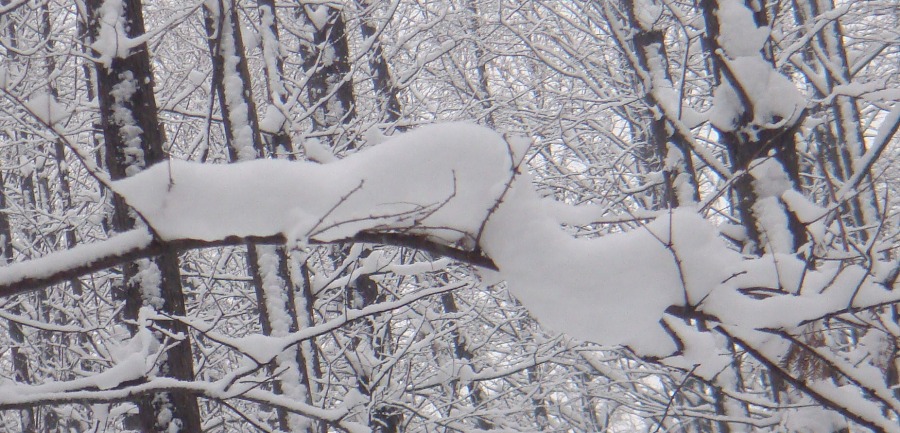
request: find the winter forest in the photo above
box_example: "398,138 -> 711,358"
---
0,0 -> 898,431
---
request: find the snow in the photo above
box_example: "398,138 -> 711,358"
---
306,6 -> 330,31
783,406 -> 848,433
715,0 -> 769,58
644,45 -> 705,129
634,0 -> 663,30
0,307 -> 160,393
114,123 -> 515,245
218,3 -> 257,161
749,159 -> 794,253
25,92 -> 69,126
0,376 -> 353,425
103,122 -> 900,356
710,57 -> 805,133
228,333 -> 284,364
4,122 -> 898,364
259,3 -> 286,102
0,229 -> 152,289
708,0 -> 805,134
136,259 -> 164,309
780,189 -> 826,224
91,0 -> 140,69
110,124 -> 727,351
484,187 -> 738,354
302,137 -> 337,163
363,126 -> 390,145
259,104 -> 285,134
187,70 -> 206,86
661,318 -> 733,379
109,71 -> 146,176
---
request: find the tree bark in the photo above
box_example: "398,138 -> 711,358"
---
86,0 -> 202,431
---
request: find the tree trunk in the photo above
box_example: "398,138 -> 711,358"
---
206,3 -> 319,431
86,0 -> 201,431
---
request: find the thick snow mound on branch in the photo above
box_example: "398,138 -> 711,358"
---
115,123 -> 520,244
24,122 -> 890,359
114,123 -> 738,352
485,198 -> 739,355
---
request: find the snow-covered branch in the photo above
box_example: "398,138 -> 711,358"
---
0,228 -> 495,297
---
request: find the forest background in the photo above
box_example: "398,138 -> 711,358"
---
0,0 -> 898,432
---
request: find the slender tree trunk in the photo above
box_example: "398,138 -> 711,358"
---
620,0 -> 700,208
299,4 -> 357,148
357,0 -> 403,127
206,2 -> 318,431
0,172 -> 35,433
464,0 -> 496,128
258,0 -> 293,155
440,289 -> 494,430
0,5 -> 37,431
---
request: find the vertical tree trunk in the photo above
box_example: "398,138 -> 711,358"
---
206,2 -> 319,431
699,0 -> 806,254
299,4 -> 357,148
356,0 -> 402,127
796,0 -> 880,241
86,0 -> 201,431
620,0 -> 700,208
464,0 -> 496,128
0,5 -> 36,431
440,289 -> 494,430
0,172 -> 35,433
258,0 -> 293,155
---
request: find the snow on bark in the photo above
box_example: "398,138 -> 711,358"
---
91,0 -> 138,68
109,71 -> 146,176
0,229 -> 152,289
113,123 -> 513,244
258,4 -> 286,104
259,105 -> 286,134
748,159 -> 795,254
3,307 -> 162,392
643,43 -> 704,129
135,259 -> 164,310
218,1 -> 257,162
7,124 -> 898,364
708,0 -> 805,135
255,245 -> 309,430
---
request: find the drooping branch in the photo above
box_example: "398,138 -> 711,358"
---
721,325 -> 895,433
0,229 -> 497,298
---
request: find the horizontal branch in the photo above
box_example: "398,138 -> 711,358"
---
0,229 -> 497,298
0,376 -> 350,424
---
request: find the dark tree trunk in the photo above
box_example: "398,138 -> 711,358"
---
86,0 -> 201,431
299,5 -> 357,146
